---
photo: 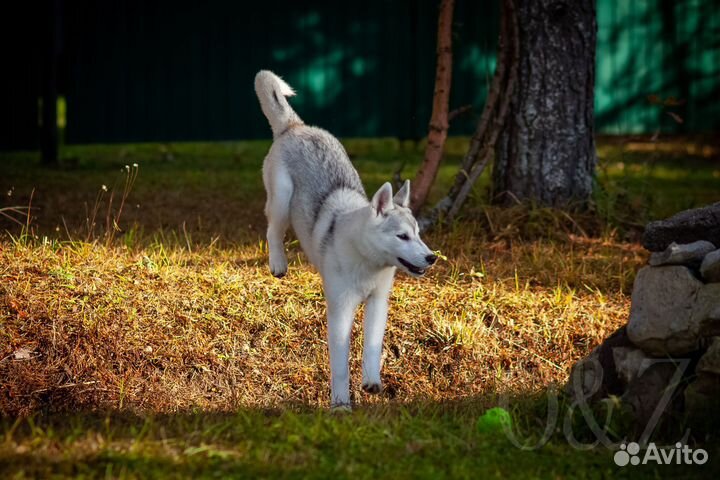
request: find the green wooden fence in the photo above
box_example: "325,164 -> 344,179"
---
596,0 -> 720,134
2,0 -> 718,150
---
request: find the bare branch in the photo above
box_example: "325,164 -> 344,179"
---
410,0 -> 455,212
420,0 -> 518,230
447,104 -> 473,123
447,0 -> 519,220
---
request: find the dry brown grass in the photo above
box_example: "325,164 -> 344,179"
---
0,219 -> 645,416
10,137 -> 709,418
2,138 -> 718,479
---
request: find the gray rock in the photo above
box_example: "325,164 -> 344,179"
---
684,373 -> 720,435
694,283 -> 720,337
697,337 -> 720,375
565,353 -> 603,401
565,327 -> 632,402
700,249 -> 720,283
621,362 -> 680,428
613,347 -> 650,384
642,202 -> 720,252
648,241 -> 716,267
627,266 -> 704,355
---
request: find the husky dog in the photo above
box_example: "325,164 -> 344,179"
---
254,70 -> 437,409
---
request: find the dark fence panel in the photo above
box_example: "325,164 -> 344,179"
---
1,3 -> 43,151
2,0 -> 719,150
595,0 -> 720,134
62,0 -> 499,144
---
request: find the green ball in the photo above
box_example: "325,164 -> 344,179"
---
476,407 -> 512,434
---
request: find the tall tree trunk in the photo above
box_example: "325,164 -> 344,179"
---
493,0 -> 597,207
410,0 -> 454,212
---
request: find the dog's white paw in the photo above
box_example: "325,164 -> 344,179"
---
330,403 -> 352,413
361,381 -> 383,395
269,252 -> 288,278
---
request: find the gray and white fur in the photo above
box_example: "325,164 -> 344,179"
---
255,70 -> 437,409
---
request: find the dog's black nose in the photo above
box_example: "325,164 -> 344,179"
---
425,254 -> 437,265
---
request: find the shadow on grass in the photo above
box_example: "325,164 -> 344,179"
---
3,395 -> 720,479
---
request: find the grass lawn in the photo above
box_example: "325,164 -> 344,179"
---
1,136 -> 719,478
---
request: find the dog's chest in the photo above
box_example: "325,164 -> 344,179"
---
329,265 -> 381,300
348,266 -> 395,301
338,270 -> 372,299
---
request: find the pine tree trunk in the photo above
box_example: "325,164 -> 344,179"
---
493,0 -> 597,207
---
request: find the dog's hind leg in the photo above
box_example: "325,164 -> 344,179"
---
263,158 -> 293,278
361,269 -> 394,394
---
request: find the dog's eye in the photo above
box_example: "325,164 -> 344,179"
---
397,233 -> 410,241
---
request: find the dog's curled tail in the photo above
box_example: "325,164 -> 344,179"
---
255,70 -> 303,138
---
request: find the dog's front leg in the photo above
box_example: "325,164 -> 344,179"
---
326,289 -> 361,410
362,270 -> 394,394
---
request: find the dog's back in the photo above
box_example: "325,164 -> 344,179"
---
255,70 -> 366,263
272,128 -> 365,239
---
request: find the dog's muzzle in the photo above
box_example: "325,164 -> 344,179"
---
398,257 -> 427,276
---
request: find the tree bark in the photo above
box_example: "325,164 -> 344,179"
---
493,0 -> 597,207
410,0 -> 454,212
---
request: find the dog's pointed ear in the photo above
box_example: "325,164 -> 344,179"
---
371,182 -> 394,215
393,180 -> 410,208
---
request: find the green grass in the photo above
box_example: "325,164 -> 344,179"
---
6,404 -> 718,479
1,136 -> 719,478
2,137 -> 718,245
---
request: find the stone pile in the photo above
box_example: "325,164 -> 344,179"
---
566,202 -> 720,436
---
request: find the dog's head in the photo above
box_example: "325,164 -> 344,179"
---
362,181 -> 437,277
